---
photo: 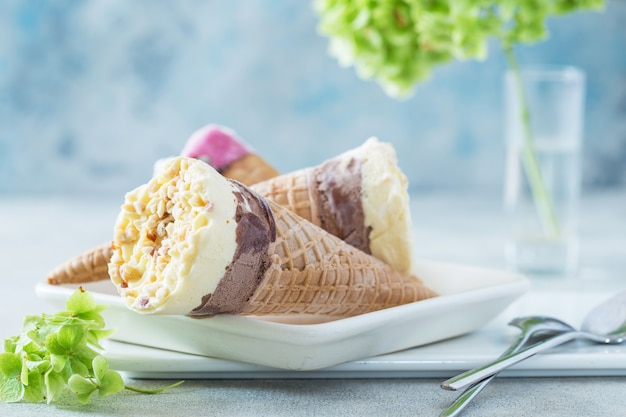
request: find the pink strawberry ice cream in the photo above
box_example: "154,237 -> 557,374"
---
181,124 -> 251,170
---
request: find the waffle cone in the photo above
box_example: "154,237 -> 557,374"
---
46,242 -> 113,285
251,168 -> 320,227
222,154 -> 280,186
239,200 -> 436,318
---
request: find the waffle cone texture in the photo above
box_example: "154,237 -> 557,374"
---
46,242 -> 114,285
222,153 -> 280,186
251,169 -> 321,229
239,200 -> 436,317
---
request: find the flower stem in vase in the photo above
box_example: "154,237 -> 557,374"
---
504,47 -> 560,238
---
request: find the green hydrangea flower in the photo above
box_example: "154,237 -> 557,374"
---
315,0 -> 604,97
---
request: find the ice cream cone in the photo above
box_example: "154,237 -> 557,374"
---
46,242 -> 113,285
108,157 -> 436,319
239,199 -> 435,317
47,138 -> 414,285
251,137 -> 415,274
181,124 -> 279,186
221,153 -> 280,186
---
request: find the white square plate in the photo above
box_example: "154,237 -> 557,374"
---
35,259 -> 529,370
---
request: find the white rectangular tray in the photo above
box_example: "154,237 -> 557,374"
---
36,259 -> 529,371
101,288 -> 626,379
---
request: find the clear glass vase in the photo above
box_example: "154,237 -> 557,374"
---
504,66 -> 585,276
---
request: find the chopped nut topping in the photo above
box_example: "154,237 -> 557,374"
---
109,158 -> 214,311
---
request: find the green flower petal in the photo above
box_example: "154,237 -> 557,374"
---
65,287 -> 97,314
315,0 -> 606,97
0,372 -> 24,403
68,374 -> 96,395
98,371 -> 125,397
58,325 -> 85,350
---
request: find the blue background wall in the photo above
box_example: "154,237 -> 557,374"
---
1,0 -> 625,196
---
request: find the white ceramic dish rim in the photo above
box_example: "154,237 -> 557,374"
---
36,259 -> 530,370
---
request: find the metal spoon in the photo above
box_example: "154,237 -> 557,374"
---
440,316 -> 575,417
442,289 -> 626,392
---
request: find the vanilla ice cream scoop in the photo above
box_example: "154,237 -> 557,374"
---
109,157 -> 274,314
252,137 -> 415,274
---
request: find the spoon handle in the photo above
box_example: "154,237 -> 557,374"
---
441,331 -> 579,391
439,329 -> 551,417
439,376 -> 494,417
